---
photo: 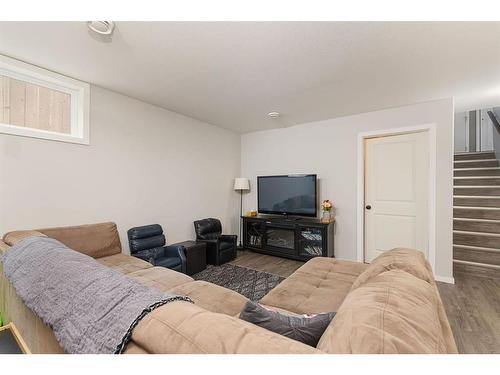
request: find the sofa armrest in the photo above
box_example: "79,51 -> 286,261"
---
220,235 -> 237,244
0,240 -> 10,255
164,245 -> 187,273
197,239 -> 218,244
133,250 -> 155,264
3,230 -> 47,246
164,245 -> 183,258
196,238 -> 219,250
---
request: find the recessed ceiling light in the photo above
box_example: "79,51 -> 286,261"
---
87,21 -> 115,36
267,112 -> 280,118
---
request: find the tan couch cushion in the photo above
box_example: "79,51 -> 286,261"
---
97,253 -> 153,274
170,280 -> 248,316
126,267 -> 193,292
351,248 -> 434,290
260,257 -> 369,315
130,300 -> 321,354
37,222 -> 122,258
3,230 -> 46,246
123,342 -> 149,354
317,269 -> 457,354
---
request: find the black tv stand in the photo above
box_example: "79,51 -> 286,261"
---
242,215 -> 334,261
274,215 -> 302,222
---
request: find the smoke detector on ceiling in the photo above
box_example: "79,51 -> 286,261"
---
267,112 -> 280,118
87,21 -> 115,36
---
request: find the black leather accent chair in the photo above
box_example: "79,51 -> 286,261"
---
193,218 -> 237,266
127,224 -> 186,273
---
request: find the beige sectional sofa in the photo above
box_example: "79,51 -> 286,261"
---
0,222 -> 457,354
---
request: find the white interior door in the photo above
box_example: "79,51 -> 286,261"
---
364,131 -> 429,262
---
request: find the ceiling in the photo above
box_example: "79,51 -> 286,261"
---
0,22 -> 499,133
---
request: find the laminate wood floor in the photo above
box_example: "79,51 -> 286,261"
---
231,250 -> 500,354
437,271 -> 500,353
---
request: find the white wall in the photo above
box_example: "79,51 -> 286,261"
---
241,98 -> 454,280
0,86 -> 454,279
0,86 -> 241,252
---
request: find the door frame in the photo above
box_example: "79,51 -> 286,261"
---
356,124 -> 437,273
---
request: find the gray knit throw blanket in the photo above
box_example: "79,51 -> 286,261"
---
0,236 -> 192,354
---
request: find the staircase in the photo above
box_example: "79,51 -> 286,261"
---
453,151 -> 500,278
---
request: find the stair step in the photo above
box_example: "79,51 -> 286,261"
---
454,177 -> 500,186
454,167 -> 500,177
453,218 -> 500,233
454,196 -> 500,207
454,159 -> 499,169
454,151 -> 496,161
453,260 -> 500,279
454,207 -> 500,220
453,245 -> 500,266
454,186 -> 500,196
453,230 -> 500,248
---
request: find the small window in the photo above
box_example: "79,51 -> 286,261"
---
0,55 -> 90,145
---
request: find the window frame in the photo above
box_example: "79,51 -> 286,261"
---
0,54 -> 90,145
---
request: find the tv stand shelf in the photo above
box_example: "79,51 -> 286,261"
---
242,215 -> 334,261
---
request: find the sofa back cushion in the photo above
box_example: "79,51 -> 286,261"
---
351,248 -> 434,290
194,218 -> 222,240
36,222 -> 122,259
317,269 -> 455,353
127,224 -> 166,254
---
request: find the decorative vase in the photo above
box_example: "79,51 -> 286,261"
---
321,210 -> 332,223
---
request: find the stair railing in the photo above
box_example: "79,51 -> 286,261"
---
487,110 -> 500,159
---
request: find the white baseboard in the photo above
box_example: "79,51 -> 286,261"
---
435,275 -> 455,284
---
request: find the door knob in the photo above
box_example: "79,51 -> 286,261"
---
365,205 -> 372,210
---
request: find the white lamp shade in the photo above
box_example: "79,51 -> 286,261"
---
234,177 -> 250,190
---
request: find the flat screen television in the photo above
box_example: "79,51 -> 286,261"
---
257,174 -> 317,217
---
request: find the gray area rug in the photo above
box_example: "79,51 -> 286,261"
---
193,264 -> 284,301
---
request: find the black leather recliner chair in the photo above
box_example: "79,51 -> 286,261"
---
127,224 -> 186,273
193,218 -> 237,266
